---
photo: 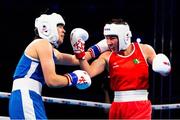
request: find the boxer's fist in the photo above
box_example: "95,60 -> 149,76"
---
70,28 -> 89,59
88,39 -> 109,58
66,70 -> 91,90
152,53 -> 171,76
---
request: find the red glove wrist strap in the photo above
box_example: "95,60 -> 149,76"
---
75,52 -> 85,59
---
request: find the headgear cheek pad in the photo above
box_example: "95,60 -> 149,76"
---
35,13 -> 65,48
103,24 -> 132,51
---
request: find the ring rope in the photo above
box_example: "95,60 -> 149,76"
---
0,91 -> 179,110
0,92 -> 110,109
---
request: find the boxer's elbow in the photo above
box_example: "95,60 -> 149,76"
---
44,73 -> 58,87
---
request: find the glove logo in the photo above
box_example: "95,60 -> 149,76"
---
163,61 -> 170,66
73,39 -> 85,52
76,75 -> 90,90
78,76 -> 86,84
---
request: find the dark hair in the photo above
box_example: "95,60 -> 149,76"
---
107,18 -> 128,25
34,28 -> 41,39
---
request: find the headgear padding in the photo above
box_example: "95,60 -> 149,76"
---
103,23 -> 132,51
35,13 -> 65,48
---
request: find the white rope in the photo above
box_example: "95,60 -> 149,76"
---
0,116 -> 9,120
152,103 -> 180,110
0,92 -> 110,109
1,91 -> 180,110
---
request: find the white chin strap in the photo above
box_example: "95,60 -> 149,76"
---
104,24 -> 132,51
35,13 -> 65,48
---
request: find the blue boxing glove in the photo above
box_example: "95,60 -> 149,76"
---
88,39 -> 109,58
65,70 -> 91,90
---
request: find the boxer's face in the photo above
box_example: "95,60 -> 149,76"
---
57,24 -> 66,45
106,35 -> 119,52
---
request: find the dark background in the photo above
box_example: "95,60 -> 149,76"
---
0,0 -> 179,119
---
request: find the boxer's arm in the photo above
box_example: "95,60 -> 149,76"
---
142,44 -> 171,76
79,52 -> 107,78
53,49 -> 92,66
142,44 -> 156,64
